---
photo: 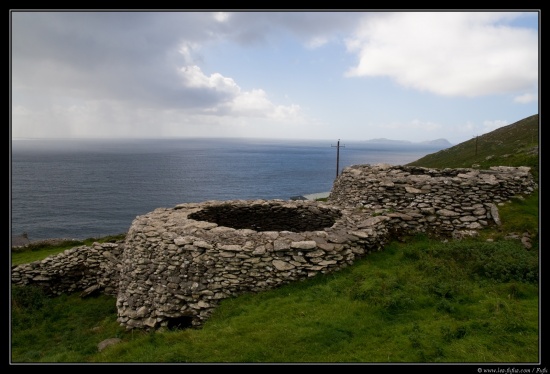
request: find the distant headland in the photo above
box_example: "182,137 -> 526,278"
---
362,138 -> 453,147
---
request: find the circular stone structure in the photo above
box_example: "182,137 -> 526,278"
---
187,202 -> 340,232
116,199 -> 390,330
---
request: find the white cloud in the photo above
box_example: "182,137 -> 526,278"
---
213,12 -> 230,23
514,93 -> 537,103
228,89 -> 273,115
306,36 -> 330,49
230,90 -> 302,120
345,12 -> 538,97
179,65 -> 240,95
178,65 -> 302,120
178,42 -> 200,65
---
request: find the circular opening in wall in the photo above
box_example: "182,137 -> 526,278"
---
188,203 -> 341,232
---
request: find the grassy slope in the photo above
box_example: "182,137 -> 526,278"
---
407,114 -> 539,181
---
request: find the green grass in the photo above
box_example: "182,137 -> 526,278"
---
11,114 -> 540,363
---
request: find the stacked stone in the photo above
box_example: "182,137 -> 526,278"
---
11,241 -> 123,297
115,199 -> 390,330
328,164 -> 537,237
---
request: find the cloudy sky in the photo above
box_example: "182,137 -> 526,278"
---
10,10 -> 539,144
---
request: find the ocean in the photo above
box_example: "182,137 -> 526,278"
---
10,137 -> 444,242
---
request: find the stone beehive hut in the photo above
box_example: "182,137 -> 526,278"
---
115,199 -> 391,329
11,163 -> 538,331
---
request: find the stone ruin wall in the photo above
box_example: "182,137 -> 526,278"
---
11,164 -> 537,330
11,241 -> 124,298
328,164 -> 537,238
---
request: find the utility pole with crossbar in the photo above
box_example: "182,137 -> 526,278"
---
331,139 -> 345,178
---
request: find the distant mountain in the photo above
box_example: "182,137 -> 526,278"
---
417,138 -> 453,147
363,138 -> 453,147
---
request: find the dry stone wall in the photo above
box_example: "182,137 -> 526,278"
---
11,163 -> 537,331
329,164 -> 537,238
11,241 -> 123,297
115,199 -> 389,329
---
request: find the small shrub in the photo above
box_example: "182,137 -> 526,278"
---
471,244 -> 538,283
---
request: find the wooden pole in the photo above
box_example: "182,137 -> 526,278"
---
331,139 -> 345,178
336,139 -> 340,177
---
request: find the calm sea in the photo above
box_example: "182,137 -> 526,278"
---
10,138 -> 444,242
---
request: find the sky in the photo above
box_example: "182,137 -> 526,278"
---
10,10 -> 539,145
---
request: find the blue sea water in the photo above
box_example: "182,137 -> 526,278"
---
10,137 -> 444,242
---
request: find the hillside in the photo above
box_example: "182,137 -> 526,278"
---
407,114 -> 539,181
